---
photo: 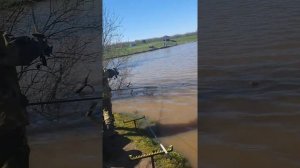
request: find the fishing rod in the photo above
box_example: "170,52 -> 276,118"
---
142,116 -> 170,155
126,115 -> 173,168
27,86 -> 157,106
122,85 -> 170,154
28,96 -> 103,106
112,86 -> 157,92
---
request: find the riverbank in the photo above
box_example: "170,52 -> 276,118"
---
104,33 -> 197,59
105,112 -> 191,168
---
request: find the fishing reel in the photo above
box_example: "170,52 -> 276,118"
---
1,31 -> 53,67
33,33 -> 53,69
105,68 -> 119,79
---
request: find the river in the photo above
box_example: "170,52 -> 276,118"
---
111,42 -> 198,167
199,1 -> 300,167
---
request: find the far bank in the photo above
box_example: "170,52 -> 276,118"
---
104,32 -> 197,59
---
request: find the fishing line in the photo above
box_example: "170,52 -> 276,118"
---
123,84 -> 170,155
157,85 -> 164,123
142,115 -> 170,155
142,99 -> 170,155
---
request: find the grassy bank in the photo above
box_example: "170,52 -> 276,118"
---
114,113 -> 191,168
104,32 -> 197,59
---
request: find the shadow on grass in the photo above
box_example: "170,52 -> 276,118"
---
103,133 -> 142,168
115,119 -> 197,138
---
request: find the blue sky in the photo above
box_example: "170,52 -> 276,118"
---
103,0 -> 197,42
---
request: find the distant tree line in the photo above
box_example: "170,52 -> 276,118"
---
110,31 -> 197,48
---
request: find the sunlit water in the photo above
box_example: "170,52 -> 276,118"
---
199,1 -> 300,167
111,42 -> 198,167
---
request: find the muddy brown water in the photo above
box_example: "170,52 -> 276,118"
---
28,121 -> 102,168
199,1 -> 300,167
111,42 -> 198,167
27,103 -> 103,168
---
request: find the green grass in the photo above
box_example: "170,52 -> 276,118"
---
173,34 -> 197,45
104,33 -> 197,59
114,112 -> 192,168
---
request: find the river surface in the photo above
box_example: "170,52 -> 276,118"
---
199,1 -> 300,167
111,42 -> 198,167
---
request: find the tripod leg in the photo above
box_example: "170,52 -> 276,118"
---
151,156 -> 155,168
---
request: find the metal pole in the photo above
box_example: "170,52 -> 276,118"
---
27,86 -> 157,106
151,156 -> 155,168
133,120 -> 137,130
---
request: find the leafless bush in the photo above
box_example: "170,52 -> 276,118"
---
1,0 -> 102,120
103,8 -> 132,90
1,1 -> 132,121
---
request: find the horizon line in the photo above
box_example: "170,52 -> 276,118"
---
116,31 -> 197,44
